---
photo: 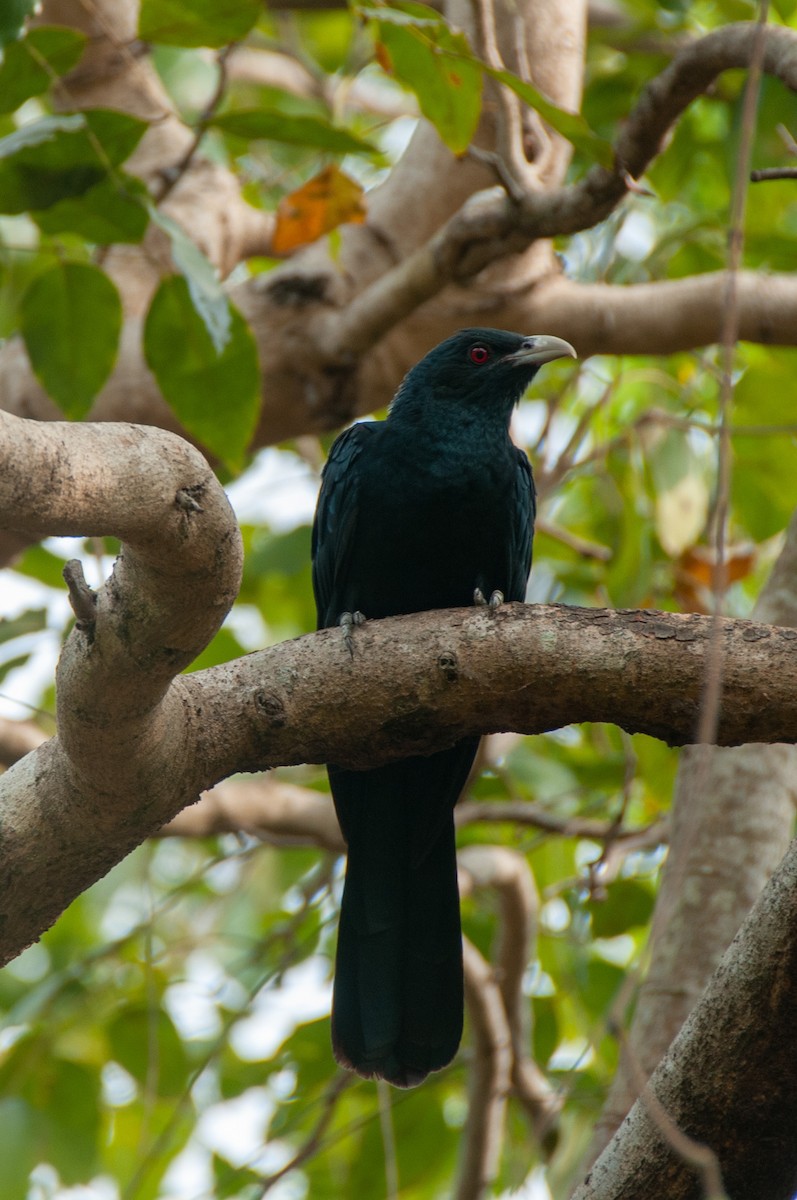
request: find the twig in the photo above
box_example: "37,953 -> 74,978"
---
256,1073 -> 350,1195
697,1 -> 769,748
457,801 -> 668,847
534,517 -> 612,561
377,1081 -> 399,1200
776,122 -> 797,154
154,43 -> 235,203
470,0 -> 547,191
750,166 -> 797,181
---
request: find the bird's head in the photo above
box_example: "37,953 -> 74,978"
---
390,328 -> 577,422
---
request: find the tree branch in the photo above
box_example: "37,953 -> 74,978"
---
314,22 -> 797,364
158,777 -> 345,853
588,506 -> 797,1161
571,838 -> 797,1200
460,846 -> 562,1139
458,937 -> 513,1199
0,411 -> 242,964
1,468 -> 796,971
181,605 -> 797,787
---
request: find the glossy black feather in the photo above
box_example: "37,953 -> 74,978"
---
312,327 -> 567,1087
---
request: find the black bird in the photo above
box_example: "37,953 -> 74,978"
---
312,327 -> 576,1087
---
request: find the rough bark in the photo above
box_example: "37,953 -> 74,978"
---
589,513 -> 797,1160
571,838 -> 797,1200
2,589 -> 796,969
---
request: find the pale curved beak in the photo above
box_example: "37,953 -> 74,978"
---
506,335 -> 577,367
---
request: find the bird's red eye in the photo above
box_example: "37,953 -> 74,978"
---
469,345 -> 490,364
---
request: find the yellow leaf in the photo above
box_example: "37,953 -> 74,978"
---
655,474 -> 709,557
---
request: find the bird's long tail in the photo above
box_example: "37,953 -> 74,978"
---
329,742 -> 477,1087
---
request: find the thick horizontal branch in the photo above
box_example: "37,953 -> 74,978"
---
508,270 -> 797,359
184,604 -> 797,785
2,598 -> 792,967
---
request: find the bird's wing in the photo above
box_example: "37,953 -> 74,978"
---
312,421 -> 379,629
508,447 -> 536,602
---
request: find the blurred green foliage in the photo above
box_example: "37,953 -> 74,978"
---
0,0 -> 795,1196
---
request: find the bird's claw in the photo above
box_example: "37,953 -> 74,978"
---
473,588 -> 504,610
340,610 -> 365,657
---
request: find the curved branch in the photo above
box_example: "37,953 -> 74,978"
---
459,846 -> 562,1138
0,412 -> 242,963
458,937 -> 513,1200
317,22 -> 797,362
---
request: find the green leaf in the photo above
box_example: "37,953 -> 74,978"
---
148,207 -> 231,352
82,108 -> 151,166
34,171 -> 149,242
589,879 -> 655,938
0,109 -> 148,214
248,525 -> 313,578
357,4 -> 441,27
360,3 -> 611,164
46,1060 -> 101,1183
0,0 -> 35,49
486,66 -> 614,168
107,1006 -> 190,1098
374,14 -> 482,154
138,0 -> 261,47
212,1153 -> 261,1198
11,546 -> 69,589
20,262 -> 122,417
0,26 -> 87,114
0,1098 -> 39,1199
532,996 -> 559,1067
144,275 -> 260,468
0,608 -> 46,644
210,109 -> 380,157
0,653 -> 33,684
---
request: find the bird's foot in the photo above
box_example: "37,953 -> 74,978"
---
473,588 -> 504,610
339,610 -> 365,657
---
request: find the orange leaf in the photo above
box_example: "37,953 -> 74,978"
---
272,164 -> 367,255
375,42 -> 393,74
675,543 -> 757,612
679,544 -> 756,588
